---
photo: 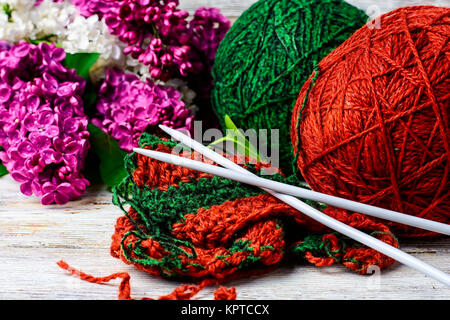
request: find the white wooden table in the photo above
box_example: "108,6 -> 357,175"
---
1,0 -> 449,300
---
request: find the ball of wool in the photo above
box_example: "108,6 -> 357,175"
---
291,6 -> 450,237
211,0 -> 368,173
57,133 -> 398,300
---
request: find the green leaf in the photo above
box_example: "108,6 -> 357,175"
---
27,35 -> 63,48
209,115 -> 264,162
87,123 -> 128,188
81,81 -> 98,117
62,52 -> 100,117
0,163 -> 7,177
82,149 -> 103,186
224,114 -> 239,131
63,52 -> 100,82
0,147 -> 7,177
2,4 -> 13,22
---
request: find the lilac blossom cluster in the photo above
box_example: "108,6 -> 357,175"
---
91,68 -> 193,151
1,0 -> 231,206
189,8 -> 231,73
104,0 -> 193,81
68,0 -> 230,82
0,41 -> 90,205
186,7 -> 231,101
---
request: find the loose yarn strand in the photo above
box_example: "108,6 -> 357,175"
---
57,260 -> 236,300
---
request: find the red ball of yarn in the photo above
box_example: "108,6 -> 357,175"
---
291,6 -> 450,237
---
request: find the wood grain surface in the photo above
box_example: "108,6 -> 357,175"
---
1,0 -> 449,300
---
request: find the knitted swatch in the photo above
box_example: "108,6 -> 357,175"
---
59,133 -> 398,300
211,0 -> 368,173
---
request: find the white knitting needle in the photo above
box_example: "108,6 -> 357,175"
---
132,147 -> 450,287
157,125 -> 450,236
134,124 -> 450,286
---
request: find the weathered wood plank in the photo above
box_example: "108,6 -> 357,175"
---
0,246 -> 449,300
0,175 -> 449,299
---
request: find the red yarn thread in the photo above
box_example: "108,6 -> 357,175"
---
57,260 -> 235,300
291,6 -> 450,237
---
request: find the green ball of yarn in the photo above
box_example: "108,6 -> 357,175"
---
211,0 -> 368,173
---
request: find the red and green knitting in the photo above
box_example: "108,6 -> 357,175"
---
59,133 -> 399,300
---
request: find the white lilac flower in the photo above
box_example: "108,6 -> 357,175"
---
29,0 -> 78,38
0,0 -> 35,42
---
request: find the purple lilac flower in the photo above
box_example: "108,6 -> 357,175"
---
67,0 -> 230,83
189,8 -> 231,74
34,1 -> 230,84
91,68 -> 193,151
69,0 -> 115,18
102,0 -> 193,81
185,7 -> 231,102
0,41 -> 90,205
